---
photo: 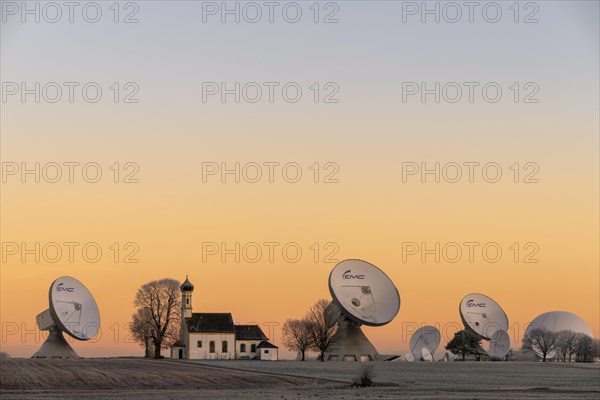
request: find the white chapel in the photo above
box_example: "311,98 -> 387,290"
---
170,276 -> 278,361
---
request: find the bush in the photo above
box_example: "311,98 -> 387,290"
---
445,330 -> 483,361
0,352 -> 10,359
352,364 -> 375,388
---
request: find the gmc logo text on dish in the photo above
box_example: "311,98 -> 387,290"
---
342,270 -> 365,280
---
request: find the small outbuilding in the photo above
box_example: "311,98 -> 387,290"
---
256,341 -> 278,361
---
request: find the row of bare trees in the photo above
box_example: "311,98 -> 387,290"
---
127,279 -> 340,360
282,299 -> 338,361
522,327 -> 599,362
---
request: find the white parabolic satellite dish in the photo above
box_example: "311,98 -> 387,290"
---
526,311 -> 592,337
32,276 -> 100,358
325,259 -> 400,361
524,311 -> 592,359
409,326 -> 441,359
488,330 -> 510,359
421,347 -> 434,362
329,259 -> 400,326
459,293 -> 508,340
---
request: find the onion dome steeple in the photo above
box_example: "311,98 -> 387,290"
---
180,275 -> 194,292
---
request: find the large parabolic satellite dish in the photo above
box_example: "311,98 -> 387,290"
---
459,293 -> 508,340
32,276 -> 100,359
458,293 -> 511,360
524,311 -> 592,360
324,259 -> 400,361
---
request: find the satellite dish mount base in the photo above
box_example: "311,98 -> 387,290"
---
324,318 -> 379,362
32,327 -> 80,359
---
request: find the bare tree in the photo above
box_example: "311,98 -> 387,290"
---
305,299 -> 338,362
593,338 -> 600,360
574,333 -> 594,363
555,330 -> 578,362
130,308 -> 154,358
133,278 -> 181,358
282,318 -> 312,361
522,328 -> 557,362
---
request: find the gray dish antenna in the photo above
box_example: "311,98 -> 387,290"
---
324,259 -> 400,361
524,311 -> 592,360
32,276 -> 100,359
409,326 -> 441,360
459,293 -> 508,340
488,330 -> 510,359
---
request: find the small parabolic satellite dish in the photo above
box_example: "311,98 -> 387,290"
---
409,326 -> 441,361
32,276 -> 100,359
488,330 -> 510,359
459,293 -> 508,340
324,259 -> 400,362
524,311 -> 592,360
405,352 -> 415,362
421,347 -> 434,362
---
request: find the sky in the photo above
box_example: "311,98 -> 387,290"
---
1,0 -> 598,358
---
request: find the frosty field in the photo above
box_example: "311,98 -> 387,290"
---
1,358 -> 599,399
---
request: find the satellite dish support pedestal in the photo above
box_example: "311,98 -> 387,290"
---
325,317 -> 379,361
32,326 -> 80,359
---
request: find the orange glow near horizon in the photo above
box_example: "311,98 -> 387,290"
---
1,1 -> 599,359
